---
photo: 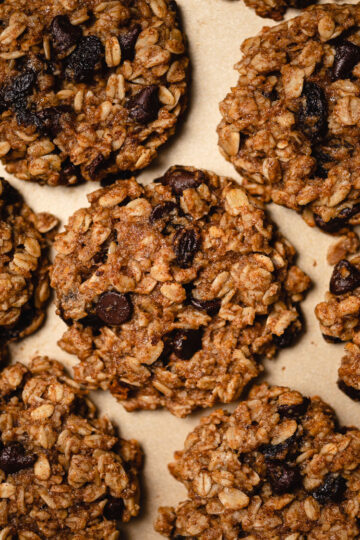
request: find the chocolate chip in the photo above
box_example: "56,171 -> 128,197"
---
149,201 -> 177,223
297,82 -> 328,143
103,497 -> 125,521
330,259 -> 360,295
0,443 -> 36,474
191,297 -> 221,316
322,334 -> 342,344
161,168 -> 204,195
278,397 -> 310,418
36,105 -> 72,137
65,35 -> 104,82
173,228 -> 201,268
272,325 -> 296,348
50,15 -> 82,52
171,328 -> 203,360
312,474 -> 347,504
96,291 -> 132,326
126,85 -> 160,124
266,460 -> 301,494
86,154 -> 106,179
338,379 -> 360,400
118,24 -> 141,61
332,40 -> 360,81
2,70 -> 37,109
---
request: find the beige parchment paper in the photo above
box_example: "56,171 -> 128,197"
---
6,0 -> 360,537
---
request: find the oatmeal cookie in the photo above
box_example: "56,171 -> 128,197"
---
51,166 -> 310,417
155,382 -> 360,539
243,0 -> 314,22
0,356 -> 142,539
0,0 -> 188,186
315,253 -> 360,399
0,177 -> 58,343
218,4 -> 360,233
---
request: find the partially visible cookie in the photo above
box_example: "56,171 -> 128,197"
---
0,356 -> 142,538
51,166 -> 310,416
155,382 -> 360,539
0,177 -> 58,343
243,0 -> 314,21
218,4 -> 360,233
0,0 -> 188,186
315,254 -> 360,398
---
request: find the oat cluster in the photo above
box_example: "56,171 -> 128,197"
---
50,166 -> 310,416
0,356 -> 142,539
244,0 -> 313,21
156,383 -> 360,539
0,0 -> 188,186
218,4 -> 360,233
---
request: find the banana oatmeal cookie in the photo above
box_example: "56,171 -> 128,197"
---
0,0 -> 188,186
155,382 -> 360,539
315,253 -> 360,400
51,166 -> 310,417
218,4 -> 360,233
0,177 -> 58,343
0,356 -> 142,539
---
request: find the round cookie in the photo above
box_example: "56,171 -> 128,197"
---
218,4 -> 360,233
0,177 -> 58,343
155,382 -> 360,539
315,254 -> 360,399
0,356 -> 142,539
243,0 -> 314,21
51,166 -> 310,416
0,0 -> 188,186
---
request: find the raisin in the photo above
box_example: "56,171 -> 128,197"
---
65,35 -> 104,82
50,15 -> 82,52
149,201 -> 177,223
313,203 -> 360,233
161,168 -> 205,195
173,227 -> 201,268
118,24 -> 141,61
191,297 -> 221,316
332,40 -> 360,81
278,397 -> 310,418
272,325 -> 296,348
171,328 -> 203,360
322,334 -> 342,344
297,82 -> 328,143
36,105 -> 72,137
312,148 -> 333,179
126,85 -> 160,124
338,379 -> 360,401
0,443 -> 36,474
330,259 -> 360,295
59,159 -> 80,185
2,70 -> 36,109
259,434 -> 297,460
266,460 -> 301,494
103,497 -> 124,521
312,474 -> 347,504
95,292 -> 133,326
86,154 -> 106,179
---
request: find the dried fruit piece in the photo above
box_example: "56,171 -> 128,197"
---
149,201 -> 177,223
191,297 -> 221,316
330,259 -> 360,295
103,497 -> 125,521
0,443 -> 36,474
266,460 -> 301,494
312,474 -> 347,504
332,40 -> 360,81
297,82 -> 328,143
65,35 -> 104,82
173,228 -> 201,268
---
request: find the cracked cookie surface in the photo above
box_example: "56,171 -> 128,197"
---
51,166 -> 310,417
0,177 -> 58,343
0,356 -> 142,539
0,0 -> 188,186
218,4 -> 360,233
155,382 -> 360,539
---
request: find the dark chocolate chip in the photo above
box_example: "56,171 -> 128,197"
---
278,397 -> 310,418
126,85 -> 160,124
338,379 -> 360,401
161,168 -> 204,195
118,24 -> 141,61
103,496 -> 125,521
171,328 -> 203,360
173,228 -> 201,268
50,15 -> 82,52
297,82 -> 328,143
65,35 -> 104,82
86,154 -> 106,179
272,326 -> 296,348
191,297 -> 221,316
266,460 -> 301,495
96,291 -> 132,326
0,443 -> 36,474
149,201 -> 177,223
332,40 -> 360,81
312,474 -> 347,504
322,334 -> 342,344
330,259 -> 360,295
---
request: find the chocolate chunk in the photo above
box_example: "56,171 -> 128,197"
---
171,328 -> 203,360
161,168 -> 204,195
126,85 -> 160,124
50,15 -> 82,52
322,334 -> 342,344
65,35 -> 104,82
96,292 -> 133,326
297,82 -> 328,143
332,40 -> 360,81
118,24 -> 141,61
191,297 -> 221,316
173,228 -> 201,268
36,105 -> 72,137
86,154 -> 106,179
103,496 -> 125,521
338,379 -> 360,401
272,326 -> 296,348
149,201 -> 177,223
2,70 -> 36,109
312,473 -> 347,504
266,460 -> 301,494
0,443 -> 36,474
278,397 -> 310,418
330,259 -> 360,295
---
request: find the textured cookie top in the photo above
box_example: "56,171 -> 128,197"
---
0,356 -> 142,539
0,178 -> 58,343
0,0 -> 188,185
156,383 -> 360,539
218,4 -> 360,233
51,166 -> 310,416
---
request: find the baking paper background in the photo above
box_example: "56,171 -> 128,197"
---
6,0 -> 360,537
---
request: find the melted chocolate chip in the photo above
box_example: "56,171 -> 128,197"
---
96,292 -> 133,326
297,82 -> 328,143
312,474 -> 347,504
65,35 -> 104,82
118,24 -> 141,61
50,15 -> 82,52
0,443 -> 36,474
103,496 -> 125,521
149,201 -> 177,223
161,168 -> 204,195
191,297 -> 221,316
338,379 -> 360,401
126,85 -> 160,124
171,328 -> 203,360
278,397 -> 310,418
173,228 -> 201,268
322,334 -> 342,344
266,460 -> 301,494
330,259 -> 360,295
332,40 -> 360,81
